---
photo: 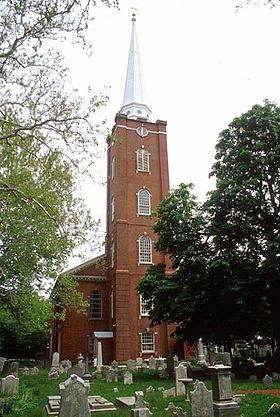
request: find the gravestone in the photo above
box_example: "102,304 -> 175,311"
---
209,365 -> 240,417
1,375 -> 19,394
173,355 -> 179,368
52,351 -> 60,369
111,360 -> 118,370
30,366 -> 39,375
197,338 -> 207,365
162,387 -> 176,398
190,381 -> 213,417
146,386 -> 155,393
131,391 -> 150,417
10,361 -> 19,376
124,371 -> 133,385
272,372 -> 280,381
148,356 -> 156,370
0,357 -> 6,373
222,352 -> 231,366
97,342 -> 103,372
175,363 -> 187,396
59,374 -> 90,417
1,360 -> 11,377
249,375 -> 257,381
156,357 -> 165,369
67,364 -> 84,378
106,370 -> 118,383
22,367 -> 30,375
135,357 -> 143,366
165,402 -> 186,417
263,374 -> 273,388
127,359 -> 135,371
48,370 -> 59,380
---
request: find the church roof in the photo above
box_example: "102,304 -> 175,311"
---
120,14 -> 151,120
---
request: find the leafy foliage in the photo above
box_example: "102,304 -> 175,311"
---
138,102 -> 280,348
0,0 -> 117,355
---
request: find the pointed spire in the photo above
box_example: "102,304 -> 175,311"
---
120,14 -> 152,120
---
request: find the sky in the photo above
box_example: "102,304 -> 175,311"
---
65,0 -> 280,266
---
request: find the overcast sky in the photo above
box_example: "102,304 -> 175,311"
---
65,0 -> 280,266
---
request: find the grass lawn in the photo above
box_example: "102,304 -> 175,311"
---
1,368 -> 280,417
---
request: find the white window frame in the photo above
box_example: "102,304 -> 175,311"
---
138,235 -> 152,264
137,188 -> 151,216
88,334 -> 94,353
111,155 -> 116,181
111,195 -> 115,222
140,295 -> 150,316
89,291 -> 102,319
111,240 -> 115,268
141,332 -> 155,353
136,148 -> 150,173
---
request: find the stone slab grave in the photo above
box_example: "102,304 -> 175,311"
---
46,374 -> 116,416
116,396 -> 135,408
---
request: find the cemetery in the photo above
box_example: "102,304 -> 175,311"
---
1,345 -> 280,417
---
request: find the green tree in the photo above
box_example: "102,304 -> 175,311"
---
0,0 -> 118,354
207,100 -> 280,355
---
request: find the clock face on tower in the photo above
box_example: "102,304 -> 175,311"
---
136,126 -> 148,138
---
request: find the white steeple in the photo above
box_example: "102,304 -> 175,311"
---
120,14 -> 152,120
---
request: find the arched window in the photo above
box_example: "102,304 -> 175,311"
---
139,235 -> 152,264
136,148 -> 150,172
111,195 -> 115,222
137,188 -> 151,215
111,155 -> 116,181
89,291 -> 102,319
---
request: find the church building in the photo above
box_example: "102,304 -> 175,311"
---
50,15 -> 184,364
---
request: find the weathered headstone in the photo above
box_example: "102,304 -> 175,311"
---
131,391 -> 150,417
162,387 -> 176,398
175,363 -> 187,396
0,357 -> 6,373
272,372 -> 280,382
127,359 -> 135,371
30,366 -> 39,375
22,367 -> 30,375
146,386 -> 155,393
52,351 -> 60,369
59,374 -> 90,417
173,355 -> 179,368
190,381 -> 213,417
111,360 -> 118,370
124,371 -> 133,385
135,357 -> 143,367
97,341 -> 103,372
197,338 -> 207,365
10,361 -> 19,377
263,374 -> 273,388
67,364 -> 84,378
1,375 -> 19,394
148,356 -> 156,370
222,352 -> 231,366
249,375 -> 257,381
106,370 -> 118,383
48,370 -> 59,380
209,365 -> 240,417
165,402 -> 186,417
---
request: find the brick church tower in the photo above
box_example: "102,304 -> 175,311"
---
106,14 -> 175,361
50,15 -> 180,363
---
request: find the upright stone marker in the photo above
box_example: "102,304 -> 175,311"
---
209,365 -> 240,417
97,341 -> 103,372
148,356 -> 156,370
190,381 -> 213,417
175,363 -> 187,396
124,371 -> 133,385
59,374 -> 90,417
131,391 -> 150,417
0,357 -> 6,373
52,351 -> 60,369
1,375 -> 19,394
197,338 -> 207,365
